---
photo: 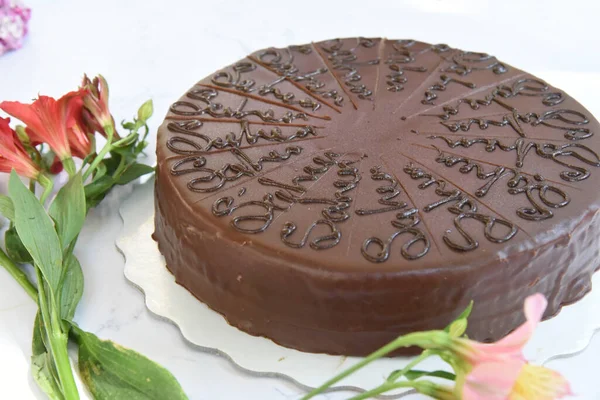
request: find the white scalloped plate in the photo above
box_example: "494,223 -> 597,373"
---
116,179 -> 600,398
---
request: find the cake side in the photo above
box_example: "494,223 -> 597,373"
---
154,151 -> 599,355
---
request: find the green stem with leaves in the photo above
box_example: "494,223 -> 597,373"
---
82,125 -> 114,181
38,174 -> 54,205
35,268 -> 79,400
0,248 -> 36,300
63,158 -> 77,178
387,349 -> 433,382
348,381 -> 421,400
301,331 -> 446,400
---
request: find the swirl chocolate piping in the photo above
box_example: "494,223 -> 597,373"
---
170,87 -> 309,123
166,119 -> 317,154
440,109 -> 592,141
432,78 -> 565,121
403,163 -> 518,251
385,40 -> 428,92
359,167 -> 430,262
170,146 -> 302,193
422,74 -> 477,105
319,38 -> 380,101
429,136 -> 600,182
254,47 -> 345,107
443,52 -> 507,76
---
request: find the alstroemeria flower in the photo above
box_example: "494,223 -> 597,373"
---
463,359 -> 572,400
448,294 -> 572,399
0,117 -> 39,179
0,90 -> 86,160
68,103 -> 93,159
452,294 -> 548,363
81,74 -> 114,132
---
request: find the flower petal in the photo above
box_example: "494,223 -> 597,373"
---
68,122 -> 92,159
490,293 -> 547,355
510,364 -> 573,400
0,117 -> 39,178
463,359 -> 525,400
32,96 -> 71,158
0,100 -> 45,138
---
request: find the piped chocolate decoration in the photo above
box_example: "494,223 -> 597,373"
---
154,38 -> 600,356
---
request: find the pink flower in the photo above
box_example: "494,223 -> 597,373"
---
0,117 -> 40,179
463,360 -> 572,400
0,1 -> 31,55
449,294 -> 572,399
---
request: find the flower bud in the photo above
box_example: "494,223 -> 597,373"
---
448,318 -> 467,338
15,125 -> 29,144
137,99 -> 153,123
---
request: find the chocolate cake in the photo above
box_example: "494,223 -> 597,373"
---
154,38 -> 600,356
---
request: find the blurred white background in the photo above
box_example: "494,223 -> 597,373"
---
1,0 -> 599,398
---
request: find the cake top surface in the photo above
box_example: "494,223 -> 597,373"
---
157,37 -> 600,272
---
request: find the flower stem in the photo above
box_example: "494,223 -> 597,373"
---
63,158 -> 77,178
35,268 -> 80,400
111,132 -> 137,147
348,381 -> 419,400
0,248 -> 37,300
387,349 -> 433,382
113,155 -> 127,178
38,174 -> 54,205
82,125 -> 114,181
301,332 -> 440,400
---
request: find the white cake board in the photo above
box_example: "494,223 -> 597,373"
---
116,179 -> 600,398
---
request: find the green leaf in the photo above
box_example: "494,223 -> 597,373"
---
5,225 -> 33,263
49,173 -> 86,251
103,154 -> 122,176
110,142 -> 137,159
121,121 -> 136,131
455,301 -> 474,321
404,369 -> 456,381
86,194 -> 109,210
116,163 -> 155,185
0,194 -> 15,221
85,176 -> 115,200
32,354 -> 65,400
32,312 -> 47,356
9,171 -> 63,293
60,254 -> 84,321
32,313 -> 65,400
94,161 -> 108,182
73,326 -> 188,400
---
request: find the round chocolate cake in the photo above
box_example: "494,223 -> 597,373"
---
154,38 -> 600,356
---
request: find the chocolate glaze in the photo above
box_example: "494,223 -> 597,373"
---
154,38 -> 600,356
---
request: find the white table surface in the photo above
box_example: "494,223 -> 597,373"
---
1,0 -> 599,399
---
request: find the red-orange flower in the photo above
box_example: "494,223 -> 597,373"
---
81,74 -> 114,132
0,90 -> 87,161
0,118 -> 40,179
68,100 -> 94,159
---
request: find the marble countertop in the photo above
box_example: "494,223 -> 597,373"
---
1,0 -> 599,398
